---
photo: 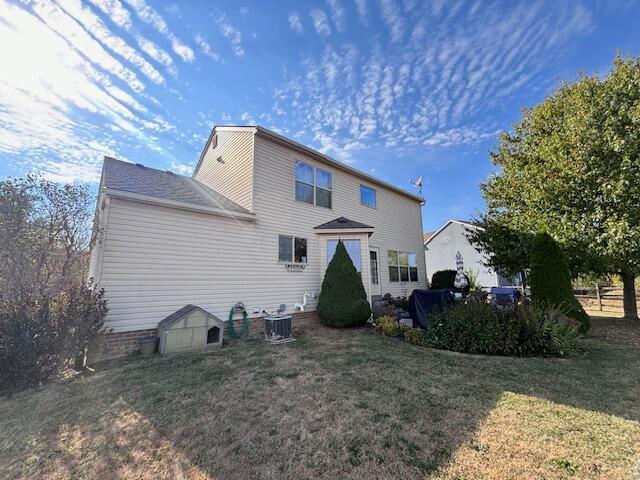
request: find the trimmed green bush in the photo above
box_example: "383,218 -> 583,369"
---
529,232 -> 590,332
430,269 -> 470,295
425,300 -> 580,356
317,240 -> 371,327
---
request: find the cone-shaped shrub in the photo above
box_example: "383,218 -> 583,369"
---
529,232 -> 590,332
317,240 -> 371,327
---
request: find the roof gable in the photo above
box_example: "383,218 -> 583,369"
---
424,219 -> 483,246
194,125 -> 423,203
314,216 -> 374,230
158,305 -> 222,329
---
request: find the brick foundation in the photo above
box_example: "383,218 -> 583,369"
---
91,311 -> 320,361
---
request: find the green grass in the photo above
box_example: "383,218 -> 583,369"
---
1,315 -> 639,479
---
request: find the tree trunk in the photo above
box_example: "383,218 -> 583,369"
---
621,271 -> 639,320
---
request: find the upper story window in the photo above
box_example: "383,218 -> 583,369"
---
360,185 -> 376,208
295,161 -> 332,208
278,235 -> 307,264
388,250 -> 418,282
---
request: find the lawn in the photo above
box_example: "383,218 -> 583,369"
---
1,314 -> 639,480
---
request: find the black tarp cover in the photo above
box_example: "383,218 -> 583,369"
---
409,289 -> 455,329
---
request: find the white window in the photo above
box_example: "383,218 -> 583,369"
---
295,161 -> 332,208
327,239 -> 361,272
360,185 -> 376,208
278,235 -> 307,263
388,250 -> 418,282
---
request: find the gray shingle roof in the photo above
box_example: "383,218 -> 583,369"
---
102,157 -> 250,214
158,304 -> 222,330
314,216 -> 374,230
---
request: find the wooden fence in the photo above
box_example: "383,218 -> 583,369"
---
574,286 -> 639,313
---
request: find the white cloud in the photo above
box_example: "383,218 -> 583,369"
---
194,34 -> 220,61
354,0 -> 367,20
380,0 -> 404,42
168,161 -> 194,175
122,0 -> 195,62
135,35 -> 176,76
30,0 -> 145,93
57,0 -> 165,85
310,9 -> 331,35
87,0 -> 178,75
215,15 -> 245,58
273,1 -> 597,160
327,0 -> 346,32
87,0 -> 132,29
0,0 -> 171,183
288,12 -> 303,34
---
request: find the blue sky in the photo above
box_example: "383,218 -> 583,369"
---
1,0 -> 639,231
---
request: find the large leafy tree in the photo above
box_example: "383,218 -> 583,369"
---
479,55 -> 640,320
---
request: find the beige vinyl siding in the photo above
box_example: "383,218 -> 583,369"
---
193,128 -> 254,211
252,136 -> 427,299
98,130 -> 426,333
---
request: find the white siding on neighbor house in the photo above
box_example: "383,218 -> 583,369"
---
97,130 -> 427,333
424,221 -> 498,287
193,128 -> 254,211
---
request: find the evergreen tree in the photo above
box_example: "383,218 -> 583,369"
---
530,232 -> 590,332
317,240 -> 371,327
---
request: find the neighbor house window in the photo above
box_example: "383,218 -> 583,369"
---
327,239 -> 361,272
279,235 -> 307,263
360,185 -> 376,208
388,250 -> 418,282
295,161 -> 332,208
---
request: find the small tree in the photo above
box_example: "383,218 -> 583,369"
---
0,176 -> 107,393
466,219 -> 532,288
529,232 -> 590,332
317,240 -> 371,327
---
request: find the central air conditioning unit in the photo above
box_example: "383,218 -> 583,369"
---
264,314 -> 295,344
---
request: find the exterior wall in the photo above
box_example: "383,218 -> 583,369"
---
91,312 -> 319,360
252,136 -> 428,301
193,128 -> 255,211
95,131 -> 427,335
424,222 -> 497,287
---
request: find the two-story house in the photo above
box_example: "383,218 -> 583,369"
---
90,125 -> 427,356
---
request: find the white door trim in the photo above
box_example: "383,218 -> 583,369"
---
369,247 -> 381,297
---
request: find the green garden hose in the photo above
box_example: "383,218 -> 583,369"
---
228,303 -> 249,338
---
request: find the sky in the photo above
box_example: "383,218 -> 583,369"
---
1,0 -> 639,231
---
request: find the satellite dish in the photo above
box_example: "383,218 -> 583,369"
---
409,176 -> 423,196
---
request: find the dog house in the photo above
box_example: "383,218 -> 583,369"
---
158,305 -> 224,354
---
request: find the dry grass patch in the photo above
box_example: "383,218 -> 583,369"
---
1,315 -> 639,479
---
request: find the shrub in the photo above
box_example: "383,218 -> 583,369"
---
317,240 -> 371,327
424,300 -> 579,356
403,328 -> 427,346
373,315 -> 401,337
0,284 -> 108,393
430,269 -> 470,295
529,232 -> 591,332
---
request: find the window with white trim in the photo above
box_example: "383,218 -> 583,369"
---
360,185 -> 376,208
388,250 -> 418,282
295,161 -> 332,208
278,235 -> 307,263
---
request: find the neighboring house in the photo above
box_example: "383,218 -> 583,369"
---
90,125 -> 427,356
423,219 -> 521,288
